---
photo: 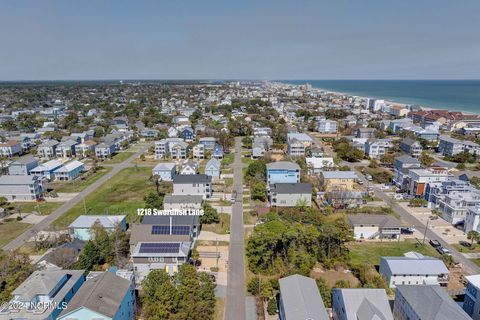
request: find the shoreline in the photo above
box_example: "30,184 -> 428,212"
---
277,80 -> 479,115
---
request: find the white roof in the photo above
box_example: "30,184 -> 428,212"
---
153,162 -> 176,171
306,157 -> 334,169
54,160 -> 84,173
32,159 -> 64,172
381,254 -> 448,275
69,215 -> 126,228
466,274 -> 480,288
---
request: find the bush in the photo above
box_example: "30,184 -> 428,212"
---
16,216 -> 22,221
267,298 -> 278,315
409,198 -> 427,207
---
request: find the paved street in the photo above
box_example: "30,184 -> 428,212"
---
307,133 -> 480,275
3,145 -> 149,252
225,137 -> 246,320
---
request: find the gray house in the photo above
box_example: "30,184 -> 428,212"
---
332,288 -> 393,320
269,183 -> 312,207
278,274 -> 329,320
37,140 -> 59,159
0,175 -> 42,201
400,137 -> 423,157
394,285 -> 470,320
7,155 -> 38,175
173,174 -> 212,199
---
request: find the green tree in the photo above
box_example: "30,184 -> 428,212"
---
316,278 -> 332,307
144,192 -> 163,209
251,181 -> 267,201
200,203 -> 220,224
468,230 -> 480,248
76,241 -> 101,270
0,251 -> 33,303
142,270 -> 178,319
419,151 -> 435,166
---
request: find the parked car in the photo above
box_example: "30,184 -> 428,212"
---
437,246 -> 452,256
460,241 -> 472,248
429,239 -> 441,248
365,174 -> 373,181
401,227 -> 415,234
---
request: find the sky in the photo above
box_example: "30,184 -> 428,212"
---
0,0 -> 479,80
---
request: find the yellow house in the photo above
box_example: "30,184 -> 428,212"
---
321,171 -> 358,192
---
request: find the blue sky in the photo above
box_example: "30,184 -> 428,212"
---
0,0 -> 479,80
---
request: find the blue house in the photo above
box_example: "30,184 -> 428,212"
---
30,159 -> 64,180
212,143 -> 224,159
198,137 -> 217,150
205,158 -> 221,178
4,269 -> 85,320
266,161 -> 301,186
53,160 -> 85,181
58,271 -> 136,320
69,215 -> 127,241
152,162 -> 176,181
179,127 -> 195,141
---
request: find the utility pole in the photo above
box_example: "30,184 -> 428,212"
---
83,198 -> 87,214
422,219 -> 430,245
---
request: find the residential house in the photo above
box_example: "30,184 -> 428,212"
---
37,140 -> 59,159
141,215 -> 200,239
171,141 -> 189,160
140,128 -> 159,138
53,160 -> 85,181
400,137 -> 423,157
70,131 -> 93,143
269,183 -> 312,207
179,126 -> 195,141
95,142 -> 116,159
205,158 -> 221,179
287,138 -> 305,157
198,137 -> 218,150
253,127 -> 272,137
286,132 -> 313,147
69,215 -> 127,241
317,118 -> 338,134
0,175 -> 42,201
266,161 -> 301,186
0,140 -> 22,157
252,136 -> 273,159
379,252 -> 449,288
439,135 -> 480,156
463,274 -> 480,319
321,171 -> 358,192
163,195 -> 203,210
393,155 -> 421,191
152,162 -> 176,181
212,143 -> 224,159
55,139 -> 78,158
0,269 -> 85,320
75,140 -> 97,158
58,271 -> 135,320
306,157 -> 335,173
180,161 -> 198,175
465,207 -> 480,233
407,167 -> 450,197
356,128 -> 376,139
168,126 -> 178,138
394,285 -> 470,320
348,214 -> 401,240
278,274 -> 329,320
435,190 -> 480,225
173,174 -> 212,199
30,159 -> 64,180
7,154 -> 38,175
364,138 -> 393,158
132,241 -> 191,280
193,143 -> 205,159
332,288 -> 393,320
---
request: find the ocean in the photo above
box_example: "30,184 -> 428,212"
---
280,80 -> 480,115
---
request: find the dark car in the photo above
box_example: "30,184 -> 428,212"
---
460,241 -> 472,248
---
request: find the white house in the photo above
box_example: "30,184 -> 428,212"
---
30,159 -> 64,180
53,160 -> 85,181
348,214 -> 401,240
173,174 -> 212,199
379,252 -> 449,288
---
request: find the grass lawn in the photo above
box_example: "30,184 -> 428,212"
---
472,259 -> 480,267
52,167 -> 156,228
214,297 -> 225,320
101,151 -> 135,164
201,213 -> 231,235
347,240 -> 440,266
0,221 -> 31,247
221,154 -> 234,166
48,167 -> 112,193
452,243 -> 480,253
243,210 -> 257,225
241,157 -> 254,165
16,202 -> 64,215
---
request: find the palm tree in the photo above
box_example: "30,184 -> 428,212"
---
467,230 -> 480,248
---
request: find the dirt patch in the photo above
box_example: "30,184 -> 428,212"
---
448,266 -> 467,291
310,264 -> 361,287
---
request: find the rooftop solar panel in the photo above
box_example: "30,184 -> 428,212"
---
139,242 -> 180,254
151,225 -> 191,235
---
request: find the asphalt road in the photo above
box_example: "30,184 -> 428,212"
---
224,137 -> 246,320
307,132 -> 480,275
3,145 -> 149,252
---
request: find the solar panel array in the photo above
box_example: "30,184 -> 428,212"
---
139,243 -> 180,254
151,225 -> 190,235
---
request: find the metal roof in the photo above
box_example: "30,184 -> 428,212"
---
279,274 -> 329,320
